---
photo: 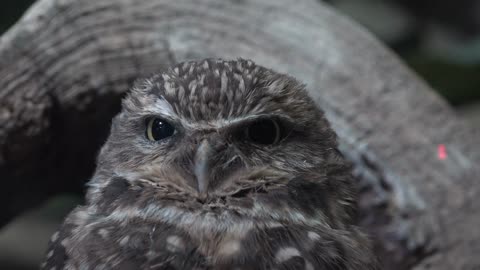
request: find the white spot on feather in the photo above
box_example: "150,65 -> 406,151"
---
98,229 -> 109,238
177,85 -> 185,101
305,261 -> 314,270
307,231 -> 321,241
266,222 -> 283,228
236,61 -> 244,72
161,74 -> 171,81
119,235 -> 130,246
220,71 -> 228,93
51,231 -> 59,242
164,81 -> 175,95
304,231 -> 322,249
198,74 -> 206,86
275,247 -> 301,262
189,79 -> 198,95
61,239 -> 68,247
166,235 -> 184,252
218,240 -> 241,257
188,64 -> 195,75
233,73 -> 245,92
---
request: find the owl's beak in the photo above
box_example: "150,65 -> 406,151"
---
194,139 -> 212,199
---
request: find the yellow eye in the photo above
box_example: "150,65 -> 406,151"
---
146,118 -> 175,141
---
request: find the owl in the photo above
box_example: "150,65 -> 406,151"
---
41,59 -> 376,270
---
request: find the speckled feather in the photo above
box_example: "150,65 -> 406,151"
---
41,59 -> 377,270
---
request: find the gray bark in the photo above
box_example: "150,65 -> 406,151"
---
0,0 -> 479,269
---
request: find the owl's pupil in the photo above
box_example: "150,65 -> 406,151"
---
246,119 -> 280,145
147,118 -> 175,141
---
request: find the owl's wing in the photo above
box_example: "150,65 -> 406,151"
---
40,221 -> 73,269
40,206 -> 208,270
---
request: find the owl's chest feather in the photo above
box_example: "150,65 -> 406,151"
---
69,205 -> 324,268
42,199 -> 370,270
154,208 -> 255,259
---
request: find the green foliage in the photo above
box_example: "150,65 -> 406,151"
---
405,54 -> 480,106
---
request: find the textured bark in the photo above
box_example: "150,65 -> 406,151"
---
0,0 -> 479,269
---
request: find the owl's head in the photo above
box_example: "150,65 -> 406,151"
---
89,59 -> 355,225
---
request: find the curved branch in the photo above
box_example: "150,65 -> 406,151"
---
0,0 -> 479,269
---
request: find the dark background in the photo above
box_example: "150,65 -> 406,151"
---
328,0 -> 480,106
0,0 -> 479,269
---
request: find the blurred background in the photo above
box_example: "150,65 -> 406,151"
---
0,0 -> 479,269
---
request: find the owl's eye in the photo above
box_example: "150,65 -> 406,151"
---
146,118 -> 175,141
245,119 -> 281,145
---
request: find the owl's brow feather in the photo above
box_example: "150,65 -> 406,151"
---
150,97 -> 176,119
134,102 -> 296,132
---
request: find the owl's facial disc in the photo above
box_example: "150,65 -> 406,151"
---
187,117 -> 287,200
96,59 -> 334,208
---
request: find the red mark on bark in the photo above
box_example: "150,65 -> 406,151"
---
438,144 -> 447,160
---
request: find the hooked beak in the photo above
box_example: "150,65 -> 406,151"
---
194,139 -> 212,199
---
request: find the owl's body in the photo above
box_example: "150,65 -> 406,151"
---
42,59 -> 376,269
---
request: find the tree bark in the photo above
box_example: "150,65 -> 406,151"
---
0,0 -> 478,269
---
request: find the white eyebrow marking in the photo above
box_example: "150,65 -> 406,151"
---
150,97 -> 176,118
176,114 -> 292,131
